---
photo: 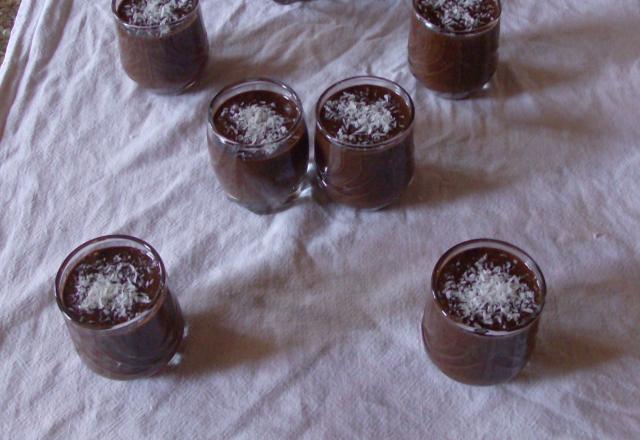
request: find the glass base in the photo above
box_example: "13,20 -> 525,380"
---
148,77 -> 200,96
226,183 -> 305,215
81,322 -> 186,380
421,295 -> 536,386
314,173 -> 402,212
409,63 -> 494,100
432,81 -> 492,100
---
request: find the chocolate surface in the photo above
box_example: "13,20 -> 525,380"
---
415,0 -> 499,32
435,247 -> 542,332
117,0 -> 196,26
318,85 -> 410,146
62,246 -> 160,327
315,84 -> 414,210
213,90 -> 299,146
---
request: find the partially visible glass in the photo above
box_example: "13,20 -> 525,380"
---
408,0 -> 501,99
55,235 -> 185,380
207,78 -> 310,214
422,239 -> 546,385
112,0 -> 209,94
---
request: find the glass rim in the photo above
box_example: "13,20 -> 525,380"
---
111,0 -> 201,30
207,77 -> 305,152
412,0 -> 502,36
54,234 -> 168,333
315,75 -> 415,151
429,238 -> 547,337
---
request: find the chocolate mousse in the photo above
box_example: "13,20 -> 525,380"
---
315,77 -> 415,210
113,0 -> 209,93
408,0 -> 501,98
207,80 -> 309,214
55,236 -> 184,379
422,240 -> 546,385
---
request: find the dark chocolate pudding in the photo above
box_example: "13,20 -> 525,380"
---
315,77 -> 415,210
208,81 -> 309,214
408,0 -> 501,98
62,247 -> 160,326
422,240 -> 546,385
113,0 -> 209,93
56,237 -> 184,379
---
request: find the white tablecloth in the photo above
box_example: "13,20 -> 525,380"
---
1,0 -> 639,438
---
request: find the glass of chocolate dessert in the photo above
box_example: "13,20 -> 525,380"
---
314,76 -> 415,210
112,0 -> 209,94
408,0 -> 501,99
207,78 -> 310,214
422,239 -> 546,385
54,235 -> 185,380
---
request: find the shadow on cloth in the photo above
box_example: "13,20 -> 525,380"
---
185,51 -> 303,95
307,163 -> 512,215
516,275 -> 639,383
519,329 -> 620,383
472,61 -> 584,100
299,122 -> 515,210
472,17 -> 640,100
392,163 -> 512,211
164,310 -> 278,378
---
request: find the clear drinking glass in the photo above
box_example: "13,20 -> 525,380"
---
207,78 -> 309,214
408,0 -> 501,99
422,239 -> 546,385
54,235 -> 185,380
112,0 -> 209,94
314,76 -> 415,210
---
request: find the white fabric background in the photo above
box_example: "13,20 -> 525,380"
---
1,0 -> 640,438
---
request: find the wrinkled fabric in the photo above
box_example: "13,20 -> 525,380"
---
1,0 -> 640,438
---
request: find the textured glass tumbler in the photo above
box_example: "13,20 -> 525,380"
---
55,235 -> 185,380
408,0 -> 501,99
112,0 -> 209,94
207,78 -> 309,214
422,239 -> 546,385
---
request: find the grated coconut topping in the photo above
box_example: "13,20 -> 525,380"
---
72,256 -> 153,321
120,0 -> 195,27
441,255 -> 540,330
417,0 -> 498,32
323,92 -> 398,145
220,102 -> 291,147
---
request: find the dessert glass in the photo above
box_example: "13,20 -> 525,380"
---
207,78 -> 309,214
314,76 -> 415,210
54,235 -> 185,380
422,239 -> 546,385
112,0 -> 209,94
408,0 -> 501,99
